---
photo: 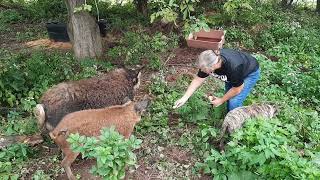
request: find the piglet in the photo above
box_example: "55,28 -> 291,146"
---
49,98 -> 149,180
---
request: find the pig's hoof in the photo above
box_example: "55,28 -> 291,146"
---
34,104 -> 45,128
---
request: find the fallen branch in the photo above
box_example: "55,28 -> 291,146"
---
0,134 -> 43,149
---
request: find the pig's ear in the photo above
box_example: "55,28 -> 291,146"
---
58,128 -> 69,137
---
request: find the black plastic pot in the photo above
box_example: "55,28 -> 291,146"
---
46,22 -> 70,42
97,19 -> 109,37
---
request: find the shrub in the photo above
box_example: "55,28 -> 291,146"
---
225,27 -> 255,49
0,111 -> 38,136
67,127 -> 142,179
26,0 -> 67,21
0,143 -> 33,180
197,118 -> 320,180
143,74 -> 181,129
0,9 -> 23,24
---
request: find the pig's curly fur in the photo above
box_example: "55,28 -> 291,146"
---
214,103 -> 278,152
221,103 -> 277,135
50,100 -> 141,139
48,98 -> 149,180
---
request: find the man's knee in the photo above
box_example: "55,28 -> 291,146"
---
227,97 -> 244,111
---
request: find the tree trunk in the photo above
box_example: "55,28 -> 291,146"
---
317,0 -> 320,14
65,0 -> 103,60
134,0 -> 148,16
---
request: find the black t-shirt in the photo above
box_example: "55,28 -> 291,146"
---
197,48 -> 259,87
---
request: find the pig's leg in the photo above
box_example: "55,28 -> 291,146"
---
123,126 -> 134,139
61,147 -> 79,180
123,128 -> 133,139
219,137 -> 225,153
124,133 -> 131,139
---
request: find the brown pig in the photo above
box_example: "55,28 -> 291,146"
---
49,98 -> 149,180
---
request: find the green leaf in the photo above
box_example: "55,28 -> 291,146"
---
241,3 -> 253,10
119,170 -> 125,179
228,171 -> 258,180
0,80 -> 4,89
214,174 -> 227,180
83,4 -> 92,11
169,0 -> 175,6
183,9 -> 188,20
257,153 -> 266,165
264,149 -> 274,159
0,152 -> 6,159
150,14 -> 156,23
21,146 -> 27,157
101,156 -> 107,164
188,5 -> 194,11
10,174 -> 19,180
201,129 -> 207,137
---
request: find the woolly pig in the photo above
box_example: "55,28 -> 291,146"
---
49,98 -> 150,180
216,104 -> 277,151
34,68 -> 141,131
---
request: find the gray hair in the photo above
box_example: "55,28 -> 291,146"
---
198,50 -> 219,69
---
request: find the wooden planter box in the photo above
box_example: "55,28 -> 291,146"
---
186,29 -> 225,50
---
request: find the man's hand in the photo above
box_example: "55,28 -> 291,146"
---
173,76 -> 206,109
173,97 -> 188,109
208,95 -> 224,107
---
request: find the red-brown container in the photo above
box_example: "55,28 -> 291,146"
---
186,29 -> 225,50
